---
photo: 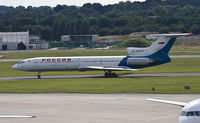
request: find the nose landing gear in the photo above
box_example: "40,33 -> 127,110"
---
104,71 -> 118,78
37,72 -> 41,79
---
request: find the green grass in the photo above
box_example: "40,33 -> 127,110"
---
0,51 -> 126,59
0,58 -> 200,77
171,45 -> 200,51
169,52 -> 200,55
0,76 -> 199,93
1,48 -> 200,59
137,58 -> 200,73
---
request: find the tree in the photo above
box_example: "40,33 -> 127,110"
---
99,28 -> 111,36
158,26 -> 169,33
53,21 -> 59,40
120,38 -> 153,47
114,16 -> 129,27
191,24 -> 200,35
53,5 -> 64,12
98,17 -> 112,28
57,20 -> 65,39
80,20 -> 90,34
40,26 -> 52,41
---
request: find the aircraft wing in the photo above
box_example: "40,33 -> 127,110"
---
80,66 -> 139,71
0,115 -> 36,118
146,98 -> 187,107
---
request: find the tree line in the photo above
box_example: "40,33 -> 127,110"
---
0,0 -> 200,41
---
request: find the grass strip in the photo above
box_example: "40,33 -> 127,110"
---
0,76 -> 199,94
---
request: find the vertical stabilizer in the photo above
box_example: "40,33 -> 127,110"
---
127,33 -> 191,56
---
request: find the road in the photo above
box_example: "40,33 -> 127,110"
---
0,72 -> 200,81
0,93 -> 199,123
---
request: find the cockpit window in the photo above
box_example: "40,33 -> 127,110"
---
195,111 -> 200,116
180,111 -> 187,116
18,61 -> 25,64
187,112 -> 194,116
181,111 -> 200,117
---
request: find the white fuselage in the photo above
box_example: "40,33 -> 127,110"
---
13,56 -> 126,72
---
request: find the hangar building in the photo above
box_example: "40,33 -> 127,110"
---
61,35 -> 99,48
29,35 -> 49,50
61,35 -> 99,42
0,31 -> 29,50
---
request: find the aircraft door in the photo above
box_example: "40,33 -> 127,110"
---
75,58 -> 80,66
33,59 -> 38,69
99,59 -> 103,66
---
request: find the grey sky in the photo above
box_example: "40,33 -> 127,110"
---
1,0 -> 145,7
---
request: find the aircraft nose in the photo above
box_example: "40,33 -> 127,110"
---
12,64 -> 18,70
179,116 -> 194,123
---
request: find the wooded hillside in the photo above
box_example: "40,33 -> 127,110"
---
0,0 -> 199,41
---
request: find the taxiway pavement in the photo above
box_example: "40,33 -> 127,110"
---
0,72 -> 200,81
0,93 -> 199,123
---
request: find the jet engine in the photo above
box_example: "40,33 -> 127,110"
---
127,58 -> 154,66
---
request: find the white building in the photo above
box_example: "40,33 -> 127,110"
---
0,31 -> 29,50
61,35 -> 99,42
29,35 -> 49,50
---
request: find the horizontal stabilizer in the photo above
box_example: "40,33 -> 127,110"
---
80,66 -> 138,71
147,33 -> 192,39
146,98 -> 187,107
127,33 -> 192,56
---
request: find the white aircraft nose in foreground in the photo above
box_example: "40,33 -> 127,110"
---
147,98 -> 200,123
12,33 -> 191,79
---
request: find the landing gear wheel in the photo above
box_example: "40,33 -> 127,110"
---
37,72 -> 41,79
104,72 -> 109,78
104,71 -> 118,78
37,75 -> 41,79
112,72 -> 118,77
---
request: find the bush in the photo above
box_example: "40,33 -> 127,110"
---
120,37 -> 153,47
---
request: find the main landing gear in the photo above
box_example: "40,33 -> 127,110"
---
104,71 -> 118,78
37,72 -> 41,79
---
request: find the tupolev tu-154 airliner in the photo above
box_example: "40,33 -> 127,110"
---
12,33 -> 191,79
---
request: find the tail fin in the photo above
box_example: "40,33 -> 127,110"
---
127,33 -> 191,56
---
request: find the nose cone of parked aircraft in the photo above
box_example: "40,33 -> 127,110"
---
179,116 -> 198,123
12,64 -> 18,70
